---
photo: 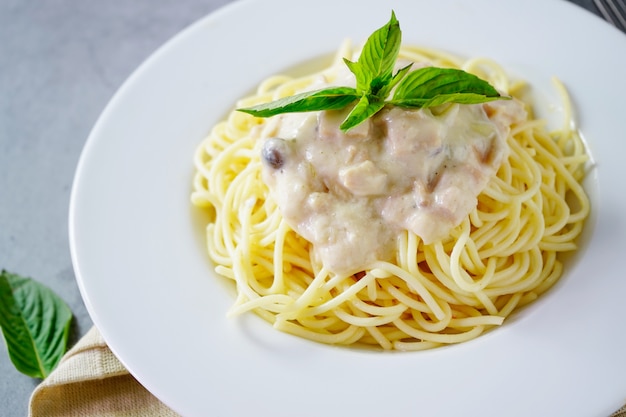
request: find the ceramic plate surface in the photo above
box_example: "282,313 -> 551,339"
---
70,0 -> 626,415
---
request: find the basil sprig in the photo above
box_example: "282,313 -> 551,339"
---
238,11 -> 508,131
0,270 -> 73,379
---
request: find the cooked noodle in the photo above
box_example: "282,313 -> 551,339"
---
191,41 -> 590,351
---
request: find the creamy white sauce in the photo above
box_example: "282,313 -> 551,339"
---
258,67 -> 526,275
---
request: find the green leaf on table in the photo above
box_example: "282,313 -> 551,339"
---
0,270 -> 73,379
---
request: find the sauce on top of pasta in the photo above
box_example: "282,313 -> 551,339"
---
258,68 -> 526,275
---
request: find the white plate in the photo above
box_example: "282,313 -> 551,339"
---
69,0 -> 626,416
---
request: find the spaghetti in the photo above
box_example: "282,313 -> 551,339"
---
191,41 -> 590,351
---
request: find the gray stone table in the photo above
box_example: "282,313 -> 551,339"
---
0,0 -> 608,416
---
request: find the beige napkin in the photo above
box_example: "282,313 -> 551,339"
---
28,326 -> 626,417
28,326 -> 180,417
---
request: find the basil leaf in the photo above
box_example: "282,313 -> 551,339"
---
392,93 -> 506,109
236,12 -> 508,133
343,58 -> 371,95
237,87 -> 358,117
356,10 -> 401,95
377,62 -> 412,99
340,95 -> 386,131
0,270 -> 73,379
391,66 -> 505,104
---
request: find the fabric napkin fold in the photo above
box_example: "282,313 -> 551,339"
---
28,326 -> 626,417
28,326 -> 180,417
